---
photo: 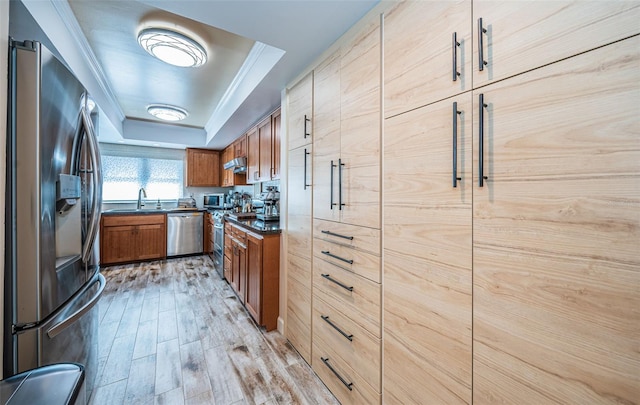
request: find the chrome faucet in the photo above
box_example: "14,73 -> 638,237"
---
137,187 -> 147,209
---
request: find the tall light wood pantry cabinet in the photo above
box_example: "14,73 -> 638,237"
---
285,1 -> 638,404
286,72 -> 314,363
382,1 -> 639,404
311,15 -> 382,405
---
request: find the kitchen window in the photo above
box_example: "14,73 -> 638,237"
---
100,143 -> 185,201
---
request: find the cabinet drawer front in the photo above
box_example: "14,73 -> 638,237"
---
102,213 -> 165,227
313,297 -> 381,391
312,340 -> 381,405
313,239 -> 380,283
313,219 -> 380,256
313,259 -> 381,338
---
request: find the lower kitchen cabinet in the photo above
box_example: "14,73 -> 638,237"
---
245,231 -> 280,331
204,212 -> 214,258
226,222 -> 280,330
100,214 -> 166,265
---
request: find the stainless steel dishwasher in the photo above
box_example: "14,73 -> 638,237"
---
166,211 -> 203,257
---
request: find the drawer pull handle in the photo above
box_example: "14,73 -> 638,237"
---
321,357 -> 353,391
321,274 -> 354,292
321,230 -> 354,240
321,250 -> 353,265
321,315 -> 353,341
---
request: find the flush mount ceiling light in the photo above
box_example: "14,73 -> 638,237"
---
137,28 -> 207,67
147,104 -> 189,121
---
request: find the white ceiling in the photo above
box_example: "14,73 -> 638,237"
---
14,0 -> 380,150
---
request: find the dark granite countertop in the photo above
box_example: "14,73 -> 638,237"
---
102,208 -> 206,216
225,216 -> 281,235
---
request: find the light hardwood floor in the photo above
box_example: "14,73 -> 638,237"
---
90,255 -> 338,405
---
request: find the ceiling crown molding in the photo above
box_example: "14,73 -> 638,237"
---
51,0 -> 125,121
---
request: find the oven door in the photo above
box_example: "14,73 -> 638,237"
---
213,222 -> 224,278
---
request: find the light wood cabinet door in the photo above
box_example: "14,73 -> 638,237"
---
272,109 -> 281,180
339,18 -> 381,229
286,254 -> 312,363
384,0 -> 471,118
246,127 -> 260,184
287,145 -> 313,261
383,94 -> 473,404
472,0 -> 640,87
313,51 -> 342,223
186,148 -> 220,187
472,37 -> 640,404
288,72 -> 313,150
245,232 -> 263,322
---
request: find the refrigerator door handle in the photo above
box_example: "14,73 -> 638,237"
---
46,272 -> 105,339
77,105 -> 103,264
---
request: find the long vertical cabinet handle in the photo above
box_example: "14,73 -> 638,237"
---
338,158 -> 345,210
478,94 -> 488,187
452,102 -> 462,187
304,115 -> 311,138
330,160 -> 337,209
303,148 -> 310,190
478,18 -> 488,71
452,32 -> 460,81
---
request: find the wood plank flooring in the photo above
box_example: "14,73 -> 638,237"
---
90,256 -> 338,405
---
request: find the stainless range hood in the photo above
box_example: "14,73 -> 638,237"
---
223,157 -> 247,174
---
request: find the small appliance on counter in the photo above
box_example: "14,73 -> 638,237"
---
255,186 -> 280,221
203,193 -> 225,209
177,197 -> 197,209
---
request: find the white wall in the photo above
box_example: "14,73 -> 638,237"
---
1,0 -> 11,380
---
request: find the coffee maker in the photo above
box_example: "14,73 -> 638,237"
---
256,186 -> 280,221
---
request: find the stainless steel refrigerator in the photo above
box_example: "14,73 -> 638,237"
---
4,39 -> 105,395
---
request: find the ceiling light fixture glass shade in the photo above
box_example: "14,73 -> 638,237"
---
137,28 -> 207,67
147,104 -> 189,121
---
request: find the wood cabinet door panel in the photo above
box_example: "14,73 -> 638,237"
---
186,149 -> 220,187
245,233 -> 263,323
288,72 -> 313,150
101,225 -> 136,264
237,244 -> 247,303
383,94 -> 473,404
287,145 -> 313,261
272,109 -> 281,180
258,117 -> 272,182
313,51 -> 341,222
472,37 -> 640,404
473,0 -> 640,87
135,223 -> 166,261
246,128 -> 260,184
385,0 -> 471,118
286,254 -> 312,363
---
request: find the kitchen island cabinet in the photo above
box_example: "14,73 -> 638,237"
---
100,213 -> 166,265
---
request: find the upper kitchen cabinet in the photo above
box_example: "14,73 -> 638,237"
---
288,72 -> 313,150
384,0 -> 471,118
247,108 -> 282,184
272,109 -> 281,180
186,148 -> 220,187
234,134 -> 247,158
472,0 -> 640,87
222,139 -> 248,187
313,17 -> 381,229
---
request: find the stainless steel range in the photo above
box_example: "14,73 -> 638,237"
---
212,210 -> 228,279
